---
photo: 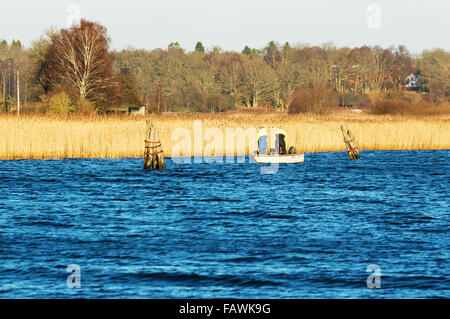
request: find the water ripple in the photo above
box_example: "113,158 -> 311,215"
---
0,150 -> 448,298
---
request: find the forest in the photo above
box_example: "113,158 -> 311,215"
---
0,19 -> 449,115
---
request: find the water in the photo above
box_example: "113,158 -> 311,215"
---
0,150 -> 448,299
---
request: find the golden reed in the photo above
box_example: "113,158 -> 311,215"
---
0,112 -> 449,160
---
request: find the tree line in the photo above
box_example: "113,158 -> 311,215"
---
0,20 -> 449,115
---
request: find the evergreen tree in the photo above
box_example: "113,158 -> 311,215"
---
242,45 -> 252,55
11,40 -> 22,50
195,41 -> 205,52
242,45 -> 260,56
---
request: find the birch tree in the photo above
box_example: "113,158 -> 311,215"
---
44,20 -> 114,103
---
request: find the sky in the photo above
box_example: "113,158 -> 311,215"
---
1,0 -> 449,53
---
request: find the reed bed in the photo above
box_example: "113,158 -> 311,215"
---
0,112 -> 449,160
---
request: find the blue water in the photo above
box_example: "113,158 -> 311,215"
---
0,150 -> 448,299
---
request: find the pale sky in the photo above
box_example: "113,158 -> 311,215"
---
1,0 -> 449,53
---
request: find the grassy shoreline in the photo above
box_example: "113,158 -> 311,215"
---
1,111 -> 449,160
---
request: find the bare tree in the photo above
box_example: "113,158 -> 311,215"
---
276,63 -> 302,111
416,49 -> 450,103
44,20 -> 114,103
241,56 -> 279,108
391,46 -> 414,92
264,41 -> 281,68
217,53 -> 244,96
349,46 -> 377,93
0,58 -> 13,112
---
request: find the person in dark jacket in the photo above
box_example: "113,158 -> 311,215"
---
275,128 -> 287,154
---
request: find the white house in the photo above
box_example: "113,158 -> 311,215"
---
404,73 -> 418,89
128,105 -> 146,116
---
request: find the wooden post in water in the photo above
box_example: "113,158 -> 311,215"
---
340,124 -> 360,160
144,120 -> 166,170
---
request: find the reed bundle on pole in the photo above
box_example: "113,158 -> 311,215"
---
144,120 -> 165,170
340,124 -> 360,160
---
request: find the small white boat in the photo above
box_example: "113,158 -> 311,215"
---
251,153 -> 305,164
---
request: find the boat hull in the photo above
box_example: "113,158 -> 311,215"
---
251,153 -> 305,164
